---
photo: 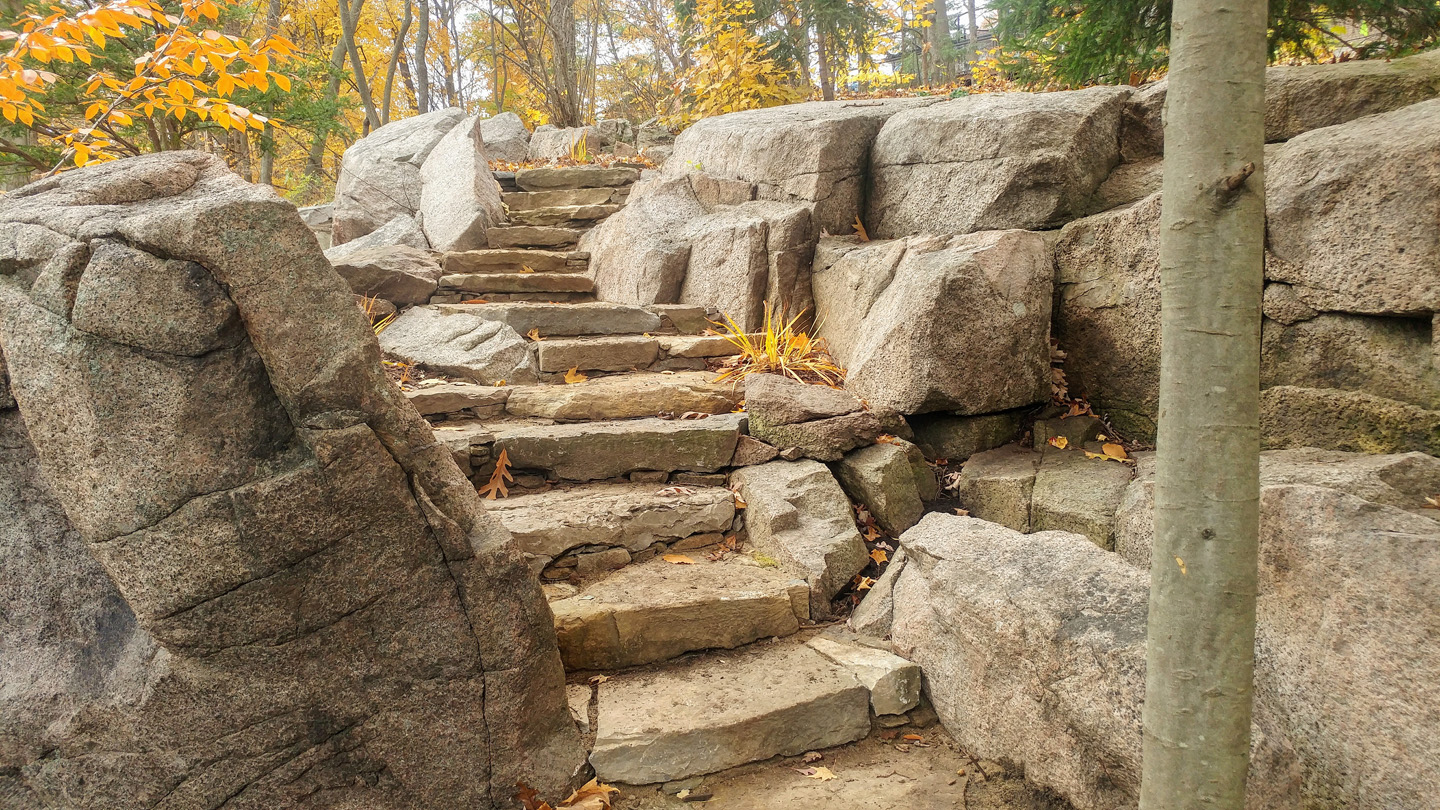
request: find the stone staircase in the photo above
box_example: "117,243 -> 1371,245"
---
390,172 -> 926,788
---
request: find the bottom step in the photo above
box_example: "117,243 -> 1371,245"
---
589,641 -> 873,784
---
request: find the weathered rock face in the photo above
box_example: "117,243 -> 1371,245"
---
1261,312 -> 1440,411
331,108 -> 465,245
730,460 -> 870,618
665,98 -> 938,234
479,111 -> 531,162
379,306 -> 538,384
1109,457 -> 1440,810
813,230 -> 1052,415
529,126 -> 602,161
831,442 -> 926,536
867,87 -> 1129,239
1265,98 -> 1440,315
330,244 -> 443,305
419,114 -> 506,251
892,515 -> 1149,810
583,175 -> 706,306
0,153 -> 583,808
324,212 -> 430,262
1051,193 -> 1161,440
1260,385 -> 1440,455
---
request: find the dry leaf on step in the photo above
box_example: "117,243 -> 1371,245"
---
1101,442 -> 1129,460
1424,495 -> 1439,509
870,548 -> 888,565
520,265 -> 536,273
802,751 -> 823,763
588,674 -> 609,685
564,367 -> 589,384
902,734 -> 924,742
478,448 -> 513,500
854,575 -> 876,591
1047,436 -> 1069,450
655,486 -> 697,496
679,411 -> 710,420
557,778 -> 619,809
462,298 -> 488,304
794,766 -> 836,781
953,508 -> 970,516
527,328 -> 544,341
662,554 -> 697,565
853,216 -> 870,242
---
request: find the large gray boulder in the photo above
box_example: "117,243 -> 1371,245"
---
583,175 -> 706,306
479,111 -> 531,162
813,230 -> 1052,415
0,153 -> 583,807
331,108 -> 465,245
665,98 -> 938,234
419,114 -> 505,252
893,502 -> 1440,810
1265,98 -> 1440,315
379,306 -> 538,384
868,87 -> 1129,239
329,244 -> 443,306
731,460 -> 870,618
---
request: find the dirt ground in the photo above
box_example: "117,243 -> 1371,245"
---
610,727 -> 1070,810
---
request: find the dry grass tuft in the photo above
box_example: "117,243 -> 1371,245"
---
711,304 -> 845,387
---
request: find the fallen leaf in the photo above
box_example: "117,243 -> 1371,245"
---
894,744 -> 911,753
1047,435 -> 1069,450
876,433 -> 899,444
656,486 -> 698,496
662,554 -> 697,565
679,411 -> 710,420
802,751 -> 823,763
1425,495 -> 1439,509
520,265 -> 536,273
902,734 -> 924,741
1102,442 -> 1129,460
657,410 -> 677,419
1175,556 -> 1188,575
478,448 -> 513,500
675,789 -> 690,799
527,327 -> 545,341
879,730 -> 899,740
558,778 -> 619,809
864,526 -> 883,542
805,766 -> 836,781
953,508 -> 970,516
854,575 -> 876,591
496,379 -> 506,387
733,493 -> 747,509
462,298 -> 488,304
853,216 -> 870,241
564,367 -> 589,384
515,783 -> 546,810
870,548 -> 888,565
588,674 -> 609,685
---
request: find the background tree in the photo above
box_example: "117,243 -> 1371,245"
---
1141,0 -> 1266,807
990,0 -> 1440,86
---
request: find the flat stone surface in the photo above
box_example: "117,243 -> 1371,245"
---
438,301 -> 661,337
378,305 -> 538,385
551,556 -> 808,669
510,204 -> 621,226
590,641 -> 872,784
745,373 -> 861,426
537,336 -> 659,372
647,304 -> 710,334
954,443 -> 1041,532
750,410 -> 884,463
505,372 -> 740,420
484,483 -> 735,561
405,382 -> 512,415
806,636 -> 922,716
438,272 -> 594,294
492,413 -> 746,480
657,334 -> 743,358
330,244 -> 442,306
730,460 -> 870,618
442,248 -> 588,274
1030,450 -> 1134,550
487,225 -> 585,248
517,166 -> 641,191
504,188 -> 618,210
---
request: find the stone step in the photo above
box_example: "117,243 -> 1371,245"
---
588,639 -> 873,784
487,225 -> 585,248
550,556 -> 810,670
504,187 -> 625,210
442,248 -> 589,275
486,413 -> 747,481
537,335 -> 658,373
428,291 -> 595,305
485,482 -> 736,567
408,372 -> 741,422
508,204 -> 621,227
516,165 -> 641,191
437,272 -> 595,295
507,372 -> 741,420
437,301 -> 661,337
656,334 -> 744,359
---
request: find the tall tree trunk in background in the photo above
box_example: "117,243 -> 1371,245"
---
306,35 -> 348,179
549,0 -> 583,126
382,0 -> 414,123
964,0 -> 978,77
928,0 -> 953,84
1140,0 -> 1267,807
816,29 -> 834,100
259,0 -> 282,185
414,0 -> 432,112
339,0 -> 381,132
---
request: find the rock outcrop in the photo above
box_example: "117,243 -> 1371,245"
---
868,87 -> 1129,238
0,153 -> 583,808
479,111 -> 531,162
419,114 -> 506,251
331,108 -> 464,245
813,229 -> 1052,415
330,244 -> 444,305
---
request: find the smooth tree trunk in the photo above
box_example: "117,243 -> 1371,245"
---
259,0 -> 282,185
929,0 -> 953,84
382,0 -> 414,124
414,0 -> 432,113
339,0 -> 381,132
965,0 -> 978,72
816,29 -> 834,100
306,35 -> 348,179
1140,0 -> 1268,807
